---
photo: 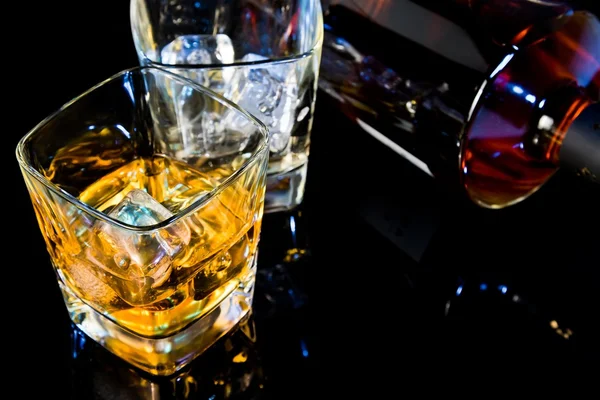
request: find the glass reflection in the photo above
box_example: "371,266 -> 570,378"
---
254,207 -> 311,319
69,314 -> 265,400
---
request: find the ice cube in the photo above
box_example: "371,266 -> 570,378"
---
159,35 -> 256,158
161,34 -> 234,65
160,34 -> 235,91
177,107 -> 253,159
92,190 -> 191,294
226,53 -> 298,154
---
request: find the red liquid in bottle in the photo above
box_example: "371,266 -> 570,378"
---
460,11 -> 599,208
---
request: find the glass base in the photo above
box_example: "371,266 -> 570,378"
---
264,162 -> 308,213
58,268 -> 255,377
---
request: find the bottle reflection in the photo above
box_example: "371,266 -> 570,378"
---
69,314 -> 265,400
438,274 -> 592,359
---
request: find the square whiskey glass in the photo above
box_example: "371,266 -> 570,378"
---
16,66 -> 269,376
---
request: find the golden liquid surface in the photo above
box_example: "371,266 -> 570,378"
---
44,152 -> 261,338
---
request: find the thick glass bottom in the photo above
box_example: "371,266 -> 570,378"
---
265,162 -> 308,213
58,272 -> 255,376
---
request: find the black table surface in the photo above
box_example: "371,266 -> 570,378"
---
5,1 -> 600,398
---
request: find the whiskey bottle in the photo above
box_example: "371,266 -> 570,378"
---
319,0 -> 599,208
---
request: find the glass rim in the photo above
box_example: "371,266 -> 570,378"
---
132,0 -> 324,69
15,65 -> 269,233
141,38 -> 323,70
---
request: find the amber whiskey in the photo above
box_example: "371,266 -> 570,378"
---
34,128 -> 265,374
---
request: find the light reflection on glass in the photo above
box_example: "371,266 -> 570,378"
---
456,285 -> 463,296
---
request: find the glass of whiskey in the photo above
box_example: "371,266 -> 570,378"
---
16,66 -> 269,376
130,0 -> 324,213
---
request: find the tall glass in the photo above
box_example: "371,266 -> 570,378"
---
131,0 -> 324,213
16,66 -> 269,376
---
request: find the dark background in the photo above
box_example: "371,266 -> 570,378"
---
4,0 -> 600,398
